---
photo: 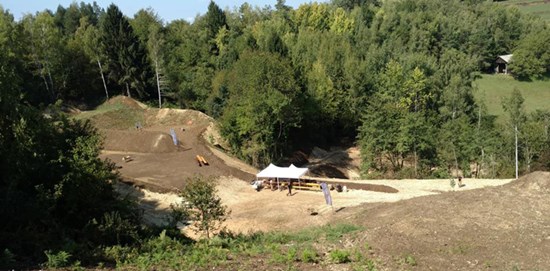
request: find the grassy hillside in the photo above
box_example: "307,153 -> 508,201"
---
74,96 -> 146,130
501,0 -> 550,21
473,74 -> 550,120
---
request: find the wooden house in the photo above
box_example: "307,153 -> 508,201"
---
495,54 -> 513,74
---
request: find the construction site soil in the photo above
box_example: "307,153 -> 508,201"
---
87,97 -> 549,270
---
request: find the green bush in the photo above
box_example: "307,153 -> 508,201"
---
430,167 -> 450,178
44,250 -> 72,268
300,247 -> 319,263
286,246 -> 297,262
103,245 -> 135,265
330,249 -> 351,263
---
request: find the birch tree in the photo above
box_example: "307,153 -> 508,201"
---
147,23 -> 167,108
502,88 -> 525,179
22,12 -> 63,101
74,17 -> 109,100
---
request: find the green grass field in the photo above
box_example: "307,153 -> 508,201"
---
473,74 -> 550,120
501,0 -> 550,22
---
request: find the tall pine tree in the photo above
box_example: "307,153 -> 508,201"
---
101,4 -> 150,98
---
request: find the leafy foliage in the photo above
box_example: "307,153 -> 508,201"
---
171,175 -> 230,239
218,51 -> 301,167
0,39 -> 141,267
510,28 -> 550,80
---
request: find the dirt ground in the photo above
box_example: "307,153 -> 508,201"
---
339,171 -> 550,270
93,97 -> 549,270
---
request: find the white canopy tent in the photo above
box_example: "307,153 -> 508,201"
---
256,163 -> 309,179
256,163 -> 309,190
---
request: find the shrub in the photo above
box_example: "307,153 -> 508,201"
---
300,247 -> 319,263
44,250 -> 72,268
171,175 -> 230,238
330,249 -> 351,263
430,167 -> 450,178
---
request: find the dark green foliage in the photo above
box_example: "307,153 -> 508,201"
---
217,51 -> 302,167
205,1 -> 227,40
332,0 -> 380,10
101,4 -> 151,98
44,250 -> 72,268
0,47 -> 141,267
510,28 -> 550,80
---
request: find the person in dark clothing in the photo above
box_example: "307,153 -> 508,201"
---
287,180 -> 293,196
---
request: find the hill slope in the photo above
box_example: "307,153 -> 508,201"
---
473,74 -> 550,120
339,171 -> 550,270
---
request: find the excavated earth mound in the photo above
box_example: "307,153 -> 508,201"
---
106,95 -> 147,109
101,129 -> 178,153
338,171 -> 550,270
510,171 -> 550,192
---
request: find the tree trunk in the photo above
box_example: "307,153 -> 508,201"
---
477,106 -> 482,178
414,149 -> 418,178
40,72 -> 50,97
97,59 -> 109,100
46,65 -> 54,97
155,59 -> 162,108
525,145 -> 532,174
453,145 -> 459,178
126,83 -> 131,98
515,125 -> 519,179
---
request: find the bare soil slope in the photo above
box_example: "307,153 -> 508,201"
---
102,130 -> 178,153
92,97 -> 254,191
335,171 -> 550,270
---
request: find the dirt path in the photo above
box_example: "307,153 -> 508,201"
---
100,110 -> 254,192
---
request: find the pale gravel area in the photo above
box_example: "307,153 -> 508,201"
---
117,176 -> 516,236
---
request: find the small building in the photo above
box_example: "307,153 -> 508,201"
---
495,54 -> 513,74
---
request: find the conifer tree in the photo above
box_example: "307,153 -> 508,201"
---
101,4 -> 150,98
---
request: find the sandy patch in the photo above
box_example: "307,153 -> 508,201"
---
124,176 -> 515,235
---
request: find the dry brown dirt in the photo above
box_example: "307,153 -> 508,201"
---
90,97 -> 549,270
335,171 -> 550,270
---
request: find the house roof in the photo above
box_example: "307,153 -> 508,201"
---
498,54 -> 513,63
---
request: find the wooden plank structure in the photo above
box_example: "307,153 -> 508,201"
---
196,155 -> 209,166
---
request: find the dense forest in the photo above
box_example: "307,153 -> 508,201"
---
1,0 -> 550,267
1,0 -> 549,176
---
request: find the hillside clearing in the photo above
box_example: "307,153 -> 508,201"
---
501,0 -> 550,21
473,74 -> 550,120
